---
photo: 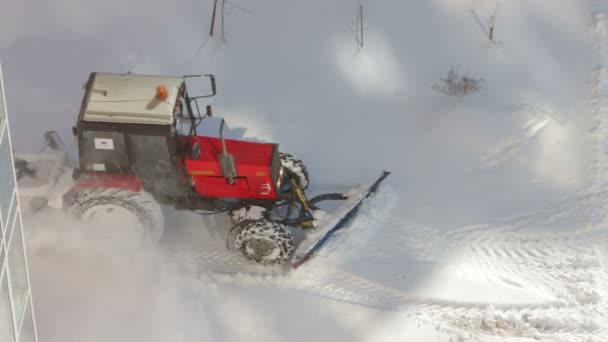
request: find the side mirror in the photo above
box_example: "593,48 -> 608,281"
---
183,74 -> 217,99
207,74 -> 217,96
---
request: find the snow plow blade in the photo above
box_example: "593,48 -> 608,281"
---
291,171 -> 391,268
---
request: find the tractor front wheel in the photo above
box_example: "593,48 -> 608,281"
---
234,219 -> 294,265
279,152 -> 310,190
66,187 -> 164,246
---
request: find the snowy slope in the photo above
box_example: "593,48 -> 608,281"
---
3,0 -> 608,341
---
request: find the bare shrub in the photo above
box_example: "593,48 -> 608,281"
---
432,67 -> 483,96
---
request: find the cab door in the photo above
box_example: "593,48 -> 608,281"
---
128,133 -> 183,197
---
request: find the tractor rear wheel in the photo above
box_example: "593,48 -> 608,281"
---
279,152 -> 310,190
234,219 -> 295,265
66,188 -> 164,246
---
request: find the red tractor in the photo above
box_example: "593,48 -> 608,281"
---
63,72 -> 340,265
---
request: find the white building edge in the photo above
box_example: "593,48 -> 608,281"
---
0,62 -> 38,341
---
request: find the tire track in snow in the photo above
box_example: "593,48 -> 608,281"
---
299,216 -> 608,340
378,231 -> 608,341
192,250 -> 289,277
190,218 -> 608,341
415,228 -> 608,340
469,107 -> 553,174
192,221 -> 608,339
188,181 -> 608,341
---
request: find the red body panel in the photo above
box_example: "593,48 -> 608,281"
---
184,136 -> 278,200
193,177 -> 250,198
73,173 -> 143,192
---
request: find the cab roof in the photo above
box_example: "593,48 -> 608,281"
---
81,72 -> 183,125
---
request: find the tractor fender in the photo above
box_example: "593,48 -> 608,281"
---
61,172 -> 144,209
46,167 -> 76,210
71,172 -> 144,192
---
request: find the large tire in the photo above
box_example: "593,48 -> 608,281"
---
279,152 -> 310,190
67,188 -> 164,245
234,219 -> 295,265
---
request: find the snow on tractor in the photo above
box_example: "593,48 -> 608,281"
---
15,72 -> 389,267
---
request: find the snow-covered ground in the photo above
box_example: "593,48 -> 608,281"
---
3,0 -> 608,341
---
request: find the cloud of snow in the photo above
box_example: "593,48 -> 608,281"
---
24,211 -> 216,342
220,106 -> 276,142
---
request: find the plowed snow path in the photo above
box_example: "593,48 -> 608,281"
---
186,188 -> 608,341
406,231 -> 608,341
193,234 -> 608,341
312,185 -> 608,340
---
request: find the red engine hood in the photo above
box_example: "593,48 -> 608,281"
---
183,136 -> 280,200
191,136 -> 276,166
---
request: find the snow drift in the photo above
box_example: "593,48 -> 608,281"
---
2,0 -> 607,341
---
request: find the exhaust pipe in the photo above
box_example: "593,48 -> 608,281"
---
218,119 -> 237,184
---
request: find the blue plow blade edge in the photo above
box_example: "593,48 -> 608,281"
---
291,170 -> 391,269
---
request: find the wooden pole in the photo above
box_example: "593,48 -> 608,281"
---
221,0 -> 226,41
359,3 -> 364,48
210,0 -> 219,37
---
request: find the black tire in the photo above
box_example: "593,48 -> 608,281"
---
234,219 -> 295,265
66,187 -> 164,245
279,152 -> 310,190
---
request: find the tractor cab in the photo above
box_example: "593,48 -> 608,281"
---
73,72 -> 282,209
